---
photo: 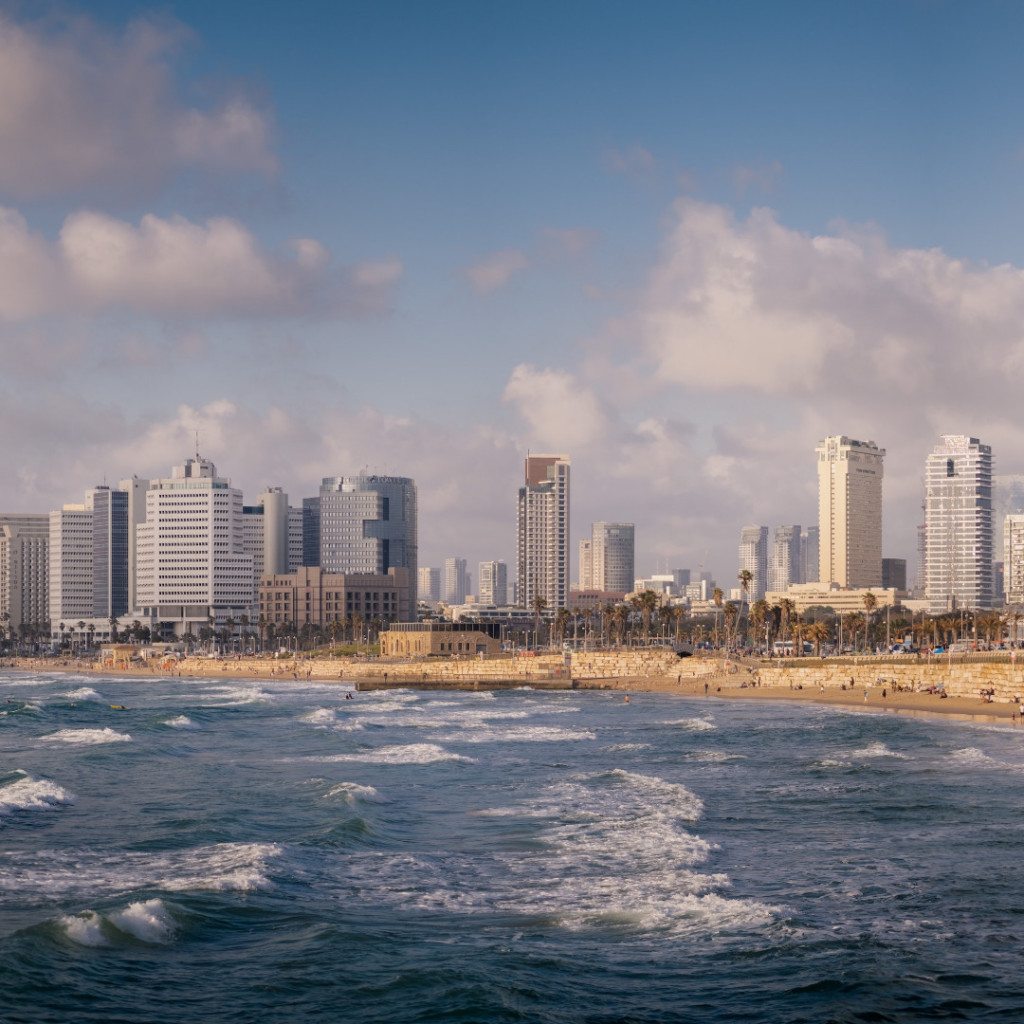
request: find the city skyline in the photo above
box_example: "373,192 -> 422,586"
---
9,4 -> 1024,586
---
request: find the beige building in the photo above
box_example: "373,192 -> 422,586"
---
258,565 -> 411,628
816,435 -> 885,588
381,620 -> 503,657
0,514 -> 49,633
518,454 -> 570,611
765,583 -> 897,615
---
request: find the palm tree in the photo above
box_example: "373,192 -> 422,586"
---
532,595 -> 547,648
613,603 -> 630,647
807,620 -> 831,657
862,592 -> 878,651
638,590 -> 660,642
553,607 -> 571,644
722,602 -> 738,648
845,612 -> 865,652
713,588 -> 724,648
737,570 -> 753,630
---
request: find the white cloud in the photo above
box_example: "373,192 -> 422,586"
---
0,13 -> 276,197
0,207 -> 400,320
461,249 -> 529,294
502,364 -> 610,450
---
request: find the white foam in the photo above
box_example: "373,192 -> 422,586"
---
0,775 -> 75,815
325,782 -> 386,803
436,725 -> 596,743
851,742 -> 907,759
164,715 -> 199,730
60,910 -> 108,947
108,898 -> 176,943
604,743 -> 652,752
315,743 -> 474,764
43,727 -> 131,745
64,687 -> 100,700
666,717 -> 717,731
950,747 -> 1024,772
0,842 -> 282,900
686,750 -> 744,763
301,707 -> 338,726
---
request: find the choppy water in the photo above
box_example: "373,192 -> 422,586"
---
3,670 -> 1024,1023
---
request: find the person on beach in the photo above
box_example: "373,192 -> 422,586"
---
864,688 -> 868,702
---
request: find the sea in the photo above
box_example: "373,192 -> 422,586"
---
3,668 -> 1024,1024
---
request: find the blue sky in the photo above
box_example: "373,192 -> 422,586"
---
4,0 -> 1024,589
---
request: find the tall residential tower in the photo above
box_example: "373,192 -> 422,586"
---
517,454 -> 570,611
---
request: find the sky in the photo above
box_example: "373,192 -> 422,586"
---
4,0 -> 1024,589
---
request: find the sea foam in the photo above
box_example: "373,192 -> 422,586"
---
317,743 -> 474,765
60,899 -> 177,947
43,727 -> 131,745
0,775 -> 75,815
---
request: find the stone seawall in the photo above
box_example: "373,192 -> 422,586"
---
758,659 -> 1024,703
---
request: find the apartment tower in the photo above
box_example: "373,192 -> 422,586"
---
925,435 -> 995,613
816,435 -> 885,588
517,454 -> 570,611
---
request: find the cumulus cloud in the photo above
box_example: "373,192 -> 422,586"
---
0,13 -> 276,197
0,207 -> 401,320
502,364 -> 611,450
461,249 -> 529,294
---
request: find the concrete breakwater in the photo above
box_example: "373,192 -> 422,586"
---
758,658 -> 1024,703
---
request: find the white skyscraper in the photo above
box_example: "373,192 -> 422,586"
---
817,435 -> 885,588
925,435 -> 995,613
578,539 -> 593,590
591,522 -> 634,593
418,567 -> 441,603
738,525 -> 768,602
517,454 -> 570,611
135,456 -> 254,630
478,560 -> 508,605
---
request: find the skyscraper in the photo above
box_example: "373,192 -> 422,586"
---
445,557 -> 469,604
590,522 -> 635,593
316,474 -> 417,616
517,454 -> 570,611
816,435 -> 885,587
478,560 -> 508,606
418,567 -> 441,603
799,526 -> 819,584
738,525 -> 768,602
135,456 -> 254,630
925,435 -> 995,613
0,514 -> 49,634
578,539 -> 593,590
768,525 -> 801,593
1004,514 -> 1024,604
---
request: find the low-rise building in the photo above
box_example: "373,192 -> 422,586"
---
764,583 -> 898,615
381,620 -> 503,657
258,566 -> 411,628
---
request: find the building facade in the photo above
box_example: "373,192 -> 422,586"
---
591,522 -> 635,593
768,525 -> 801,594
418,566 -> 441,603
314,474 -> 417,618
258,566 -> 411,629
924,435 -> 995,614
134,456 -> 254,631
0,514 -> 49,635
445,557 -> 469,604
478,560 -> 508,606
517,454 -> 570,611
799,527 -> 820,585
1005,514 -> 1024,604
738,525 -> 768,603
381,620 -> 502,658
816,435 -> 885,588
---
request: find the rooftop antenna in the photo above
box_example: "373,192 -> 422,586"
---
195,430 -> 201,460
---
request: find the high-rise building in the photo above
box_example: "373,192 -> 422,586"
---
135,456 -> 254,631
315,474 -> 417,618
738,525 -> 768,603
578,539 -> 593,591
517,454 -> 570,611
0,514 -> 49,635
768,525 -> 800,593
799,527 -> 819,584
915,523 -> 927,594
118,475 -> 150,614
88,486 -> 129,620
445,557 -> 469,604
287,506 -> 303,571
881,558 -> 907,592
301,496 -> 321,567
925,435 -> 995,614
241,488 -> 302,602
418,567 -> 441,603
591,522 -> 635,593
1005,515 -> 1024,604
816,435 -> 885,588
478,560 -> 508,605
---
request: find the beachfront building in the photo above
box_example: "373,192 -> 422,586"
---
478,560 -> 508,606
311,474 -> 417,619
816,435 -> 885,588
924,435 -> 995,614
738,525 -> 768,603
258,565 -> 411,632
764,582 -> 898,615
0,514 -> 49,638
241,488 -> 304,604
134,456 -> 254,635
380,620 -> 503,657
517,454 -> 570,612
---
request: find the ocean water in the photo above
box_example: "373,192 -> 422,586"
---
3,671 -> 1024,1023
